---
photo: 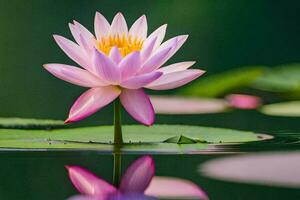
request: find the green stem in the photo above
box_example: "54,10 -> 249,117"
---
114,98 -> 123,145
113,152 -> 122,187
113,98 -> 123,187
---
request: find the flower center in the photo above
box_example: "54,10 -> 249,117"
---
98,34 -> 144,57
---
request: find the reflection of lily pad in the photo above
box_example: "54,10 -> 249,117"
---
0,125 -> 264,153
179,66 -> 265,97
260,101 -> 300,117
200,151 -> 300,188
0,118 -> 65,129
150,95 -> 228,114
253,63 -> 300,93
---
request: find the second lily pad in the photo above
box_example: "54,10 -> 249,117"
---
179,66 -> 265,97
0,117 -> 65,129
253,63 -> 300,93
260,101 -> 300,117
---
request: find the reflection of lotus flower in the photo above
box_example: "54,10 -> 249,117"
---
44,12 -> 205,125
226,94 -> 261,110
66,156 -> 208,200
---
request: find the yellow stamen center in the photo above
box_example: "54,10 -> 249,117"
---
98,34 -> 144,57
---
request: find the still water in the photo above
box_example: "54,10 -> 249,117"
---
0,131 -> 300,200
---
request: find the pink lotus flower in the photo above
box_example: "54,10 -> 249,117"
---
44,12 -> 205,125
226,94 -> 262,110
66,156 -> 208,200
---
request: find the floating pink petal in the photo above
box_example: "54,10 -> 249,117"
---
150,95 -> 228,114
226,94 -> 262,109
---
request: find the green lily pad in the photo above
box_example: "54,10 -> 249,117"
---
179,66 -> 265,97
0,125 -> 266,153
260,101 -> 300,117
253,63 -> 300,93
0,117 -> 65,129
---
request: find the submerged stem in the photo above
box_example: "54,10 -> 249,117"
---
113,152 -> 122,187
114,98 -> 123,145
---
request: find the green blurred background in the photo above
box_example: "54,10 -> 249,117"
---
0,0 -> 299,124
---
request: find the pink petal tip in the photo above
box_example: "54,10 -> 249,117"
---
64,118 -> 72,124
